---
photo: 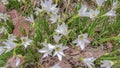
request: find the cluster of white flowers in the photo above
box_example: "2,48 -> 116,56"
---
35,0 -> 58,15
78,4 -> 100,19
0,26 -> 7,34
0,35 -> 33,55
38,1 -> 69,62
82,57 -> 114,68
0,13 -> 9,22
34,0 -> 60,24
0,0 -> 118,68
78,0 -> 118,20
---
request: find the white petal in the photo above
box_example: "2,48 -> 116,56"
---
24,44 -> 28,48
72,39 -> 79,43
78,42 -> 85,50
48,44 -> 55,49
59,51 -> 65,56
43,53 -> 49,58
57,53 -> 62,61
38,49 -> 48,53
16,57 -> 20,67
83,33 -> 88,38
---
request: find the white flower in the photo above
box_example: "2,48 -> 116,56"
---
0,46 -> 5,55
78,5 -> 100,19
52,63 -> 61,68
105,10 -> 116,16
118,33 -> 120,36
25,14 -> 34,23
34,7 -> 42,16
78,4 -> 89,17
0,26 -> 7,34
49,14 -> 60,24
38,43 -> 55,58
53,44 -> 68,61
72,33 -> 90,50
3,40 -> 16,52
1,0 -> 9,5
0,13 -> 9,22
83,57 -> 96,68
18,0 -> 21,2
112,0 -> 118,10
101,60 -> 114,68
53,34 -> 62,43
41,0 -> 58,14
96,0 -> 107,6
21,37 -> 33,48
3,35 -> 17,53
2,13 -> 9,22
55,23 -> 69,36
88,9 -> 100,19
8,34 -> 16,41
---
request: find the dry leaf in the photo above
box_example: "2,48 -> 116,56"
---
0,2 -> 6,13
8,10 -> 20,25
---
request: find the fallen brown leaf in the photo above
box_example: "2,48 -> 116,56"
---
0,2 -> 6,13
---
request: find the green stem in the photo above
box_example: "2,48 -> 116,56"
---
67,14 -> 79,24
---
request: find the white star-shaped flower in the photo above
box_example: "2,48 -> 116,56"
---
88,9 -> 100,19
105,10 -> 116,16
53,44 -> 68,61
101,60 -> 114,68
25,14 -> 35,23
55,23 -> 69,37
96,0 -> 107,6
53,34 -> 62,43
78,4 -> 89,17
38,43 -> 55,58
21,37 -> 33,48
83,57 -> 96,68
40,0 -> 58,14
49,14 -> 60,24
72,33 -> 90,50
